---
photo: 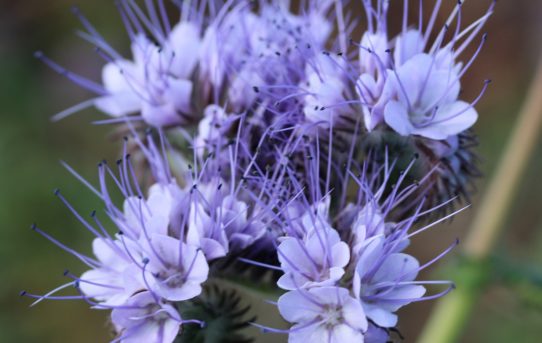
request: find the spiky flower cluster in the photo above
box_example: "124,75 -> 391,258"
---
26,1 -> 492,342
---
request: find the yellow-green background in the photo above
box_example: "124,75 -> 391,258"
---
1,1 -> 541,342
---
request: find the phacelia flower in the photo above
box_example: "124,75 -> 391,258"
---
27,1 -> 493,342
111,291 -> 183,343
353,235 -> 426,328
382,53 -> 478,139
303,53 -> 351,126
37,2 -> 218,127
357,1 -> 494,137
277,224 -> 350,290
277,286 -> 367,343
23,135 -> 221,342
95,23 -> 201,127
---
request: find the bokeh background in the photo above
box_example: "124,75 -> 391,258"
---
1,1 -> 541,342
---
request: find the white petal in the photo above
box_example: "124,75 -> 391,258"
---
278,291 -> 321,323
141,101 -> 181,127
92,238 -> 122,266
164,78 -> 193,114
419,70 -> 460,110
373,253 -> 420,283
394,29 -> 424,66
364,304 -> 397,328
288,322 -> 329,343
356,236 -> 385,277
342,297 -> 368,331
94,92 -> 141,117
331,324 -> 365,343
378,285 -> 426,312
383,100 -> 415,136
200,237 -> 228,260
359,31 -> 389,74
413,101 -> 478,139
79,269 -> 119,300
331,242 -> 351,268
169,22 -> 201,78
278,238 -> 315,275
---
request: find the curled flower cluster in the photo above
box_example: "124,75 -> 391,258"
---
26,1 -> 492,342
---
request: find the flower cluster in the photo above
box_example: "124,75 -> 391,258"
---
244,153 -> 457,342
26,1 -> 492,342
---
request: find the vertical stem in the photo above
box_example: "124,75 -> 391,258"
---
464,60 -> 542,259
418,56 -> 542,343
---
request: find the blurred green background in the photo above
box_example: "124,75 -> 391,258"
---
1,1 -> 541,342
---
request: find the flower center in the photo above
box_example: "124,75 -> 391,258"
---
322,305 -> 344,328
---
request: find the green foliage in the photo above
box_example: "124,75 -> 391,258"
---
176,284 -> 255,343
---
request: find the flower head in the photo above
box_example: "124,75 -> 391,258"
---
27,1 -> 492,342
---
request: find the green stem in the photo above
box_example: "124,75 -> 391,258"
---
419,259 -> 489,343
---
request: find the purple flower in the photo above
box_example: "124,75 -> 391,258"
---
356,1 -> 493,135
187,201 -> 230,261
364,323 -> 391,343
78,237 -> 143,306
95,21 -> 201,127
37,2 -> 221,127
382,53 -> 478,139
111,291 -> 182,342
277,225 -> 350,290
194,105 -> 237,153
277,286 -> 367,343
350,203 -> 387,255
27,1 -> 493,342
353,235 -> 425,328
356,2 -> 391,131
219,195 -> 266,252
303,54 -> 350,126
204,1 -> 334,111
143,234 -> 208,302
81,174 -> 211,303
23,135 -> 219,342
